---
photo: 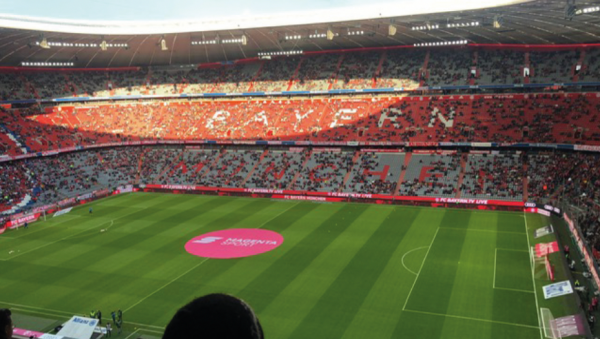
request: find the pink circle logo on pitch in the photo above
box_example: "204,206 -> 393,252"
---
185,229 -> 284,259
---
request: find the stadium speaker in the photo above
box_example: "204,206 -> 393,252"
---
388,24 -> 397,36
39,37 -> 50,49
326,28 -> 334,40
161,38 -> 168,51
242,34 -> 247,46
565,4 -> 577,20
101,40 -> 107,51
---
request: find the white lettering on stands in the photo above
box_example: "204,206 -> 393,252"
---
205,110 -> 230,129
378,108 -> 404,128
428,107 -> 455,128
435,198 -> 489,205
330,109 -> 357,128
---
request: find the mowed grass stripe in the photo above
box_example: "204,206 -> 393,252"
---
0,193 -> 165,258
0,193 -> 174,280
158,202 -> 327,296
238,204 -> 370,314
124,200 -> 307,325
439,212 -> 499,338
2,194 -> 204,310
286,206 -> 421,339
404,209 -> 471,313
160,202 -> 324,295
491,212 -> 539,330
259,205 -> 396,339
55,197 -> 271,316
343,207 -> 445,339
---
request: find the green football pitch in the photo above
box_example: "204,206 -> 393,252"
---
0,193 -> 580,338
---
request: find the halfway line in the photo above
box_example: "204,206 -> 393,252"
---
123,258 -> 210,313
402,228 -> 439,310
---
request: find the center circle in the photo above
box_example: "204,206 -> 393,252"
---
185,228 -> 284,259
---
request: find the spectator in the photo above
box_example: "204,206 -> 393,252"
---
0,308 -> 13,339
163,293 -> 263,339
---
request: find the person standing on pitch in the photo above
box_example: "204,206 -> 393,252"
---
89,207 -> 93,214
116,310 -> 123,334
97,310 -> 102,325
105,322 -> 112,337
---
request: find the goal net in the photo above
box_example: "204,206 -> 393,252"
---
531,246 -> 555,281
540,308 -> 561,339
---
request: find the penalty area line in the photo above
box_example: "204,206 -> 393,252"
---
123,258 -> 210,313
493,286 -> 535,294
402,308 -> 540,330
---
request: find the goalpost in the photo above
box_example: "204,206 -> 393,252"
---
540,308 -> 561,339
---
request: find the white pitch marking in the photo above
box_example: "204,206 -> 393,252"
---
493,287 -> 535,294
401,246 -> 429,275
403,308 -> 540,330
2,219 -> 115,261
493,248 -> 497,288
403,228 -> 440,310
124,329 -> 141,339
123,258 -> 210,313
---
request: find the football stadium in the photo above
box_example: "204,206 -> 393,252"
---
0,0 -> 599,338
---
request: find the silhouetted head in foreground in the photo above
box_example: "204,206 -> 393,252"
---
0,308 -> 12,339
163,293 -> 263,339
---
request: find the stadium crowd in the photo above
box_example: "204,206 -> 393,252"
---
0,93 -> 599,157
0,48 -> 595,101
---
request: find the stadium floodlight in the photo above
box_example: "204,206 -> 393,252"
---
414,39 -> 468,47
192,40 -> 217,45
446,21 -> 480,28
348,30 -> 364,36
222,38 -> 244,44
577,6 -> 600,14
35,40 -> 126,49
21,61 -> 74,67
411,24 -> 440,31
258,50 -> 303,57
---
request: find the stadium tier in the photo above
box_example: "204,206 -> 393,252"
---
0,47 -> 599,101
1,92 -> 600,158
1,145 -> 598,207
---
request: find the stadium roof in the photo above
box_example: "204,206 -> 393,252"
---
0,0 -> 599,68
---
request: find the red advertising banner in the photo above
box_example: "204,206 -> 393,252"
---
271,195 -> 345,202
143,184 -> 525,207
536,241 -> 560,257
6,213 -> 40,228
